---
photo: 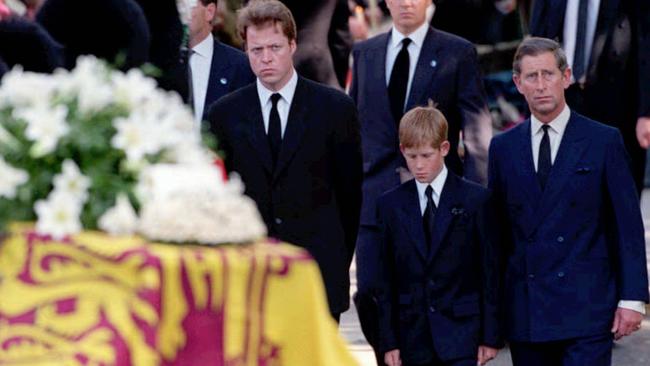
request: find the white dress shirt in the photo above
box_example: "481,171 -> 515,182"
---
530,105 -> 646,314
563,0 -> 600,83
385,21 -> 429,109
255,70 -> 298,138
415,165 -> 448,216
531,105 -> 571,171
190,33 -> 214,124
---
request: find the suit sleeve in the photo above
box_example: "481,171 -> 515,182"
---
332,98 -> 363,265
475,191 -> 504,348
457,44 -> 492,186
375,197 -> 398,353
207,100 -> 234,173
604,130 -> 650,302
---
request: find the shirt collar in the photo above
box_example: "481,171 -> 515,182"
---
531,104 -> 571,136
256,69 -> 298,106
415,165 -> 448,201
191,33 -> 214,58
389,21 -> 429,51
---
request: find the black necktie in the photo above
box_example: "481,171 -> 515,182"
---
388,38 -> 411,124
268,93 -> 282,167
423,185 -> 437,246
573,0 -> 589,81
538,125 -> 552,190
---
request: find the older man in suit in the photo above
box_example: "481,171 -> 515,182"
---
207,0 -> 362,321
529,0 -> 650,192
188,0 -> 254,123
489,37 -> 648,366
349,0 -> 492,356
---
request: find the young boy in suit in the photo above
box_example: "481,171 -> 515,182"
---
375,104 -> 502,366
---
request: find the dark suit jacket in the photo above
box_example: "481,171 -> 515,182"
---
36,0 -> 150,70
350,26 -> 492,226
0,18 -> 64,73
529,0 -> 650,188
488,112 -> 649,342
207,77 -> 363,314
278,0 -> 350,88
0,56 -> 7,78
376,174 -> 501,363
133,0 -> 185,97
200,40 -> 254,121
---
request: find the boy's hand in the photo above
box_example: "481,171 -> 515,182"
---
477,345 -> 498,365
384,349 -> 401,366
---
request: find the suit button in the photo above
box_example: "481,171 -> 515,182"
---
558,272 -> 565,278
275,218 -> 283,225
528,274 -> 535,279
428,279 -> 436,286
557,236 -> 564,243
429,306 -> 436,313
527,237 -> 534,243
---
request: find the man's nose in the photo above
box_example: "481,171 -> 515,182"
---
261,48 -> 273,62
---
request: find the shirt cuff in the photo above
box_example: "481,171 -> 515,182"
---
618,300 -> 647,315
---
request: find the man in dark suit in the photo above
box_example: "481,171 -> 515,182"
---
207,0 -> 362,320
349,0 -> 492,355
376,104 -> 501,366
529,0 -> 650,192
489,37 -> 649,366
188,0 -> 254,123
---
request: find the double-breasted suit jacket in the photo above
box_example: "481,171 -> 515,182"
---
488,112 -> 649,342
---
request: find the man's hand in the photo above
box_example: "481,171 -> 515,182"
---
384,349 -> 401,366
635,116 -> 650,148
477,345 -> 499,365
611,307 -> 644,340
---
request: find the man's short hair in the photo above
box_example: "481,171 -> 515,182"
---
236,0 -> 296,47
399,101 -> 448,149
513,37 -> 568,74
199,0 -> 217,5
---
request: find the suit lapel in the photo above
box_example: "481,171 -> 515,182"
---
518,120 -> 543,206
398,181 -> 429,262
245,85 -> 273,175
405,27 -> 440,111
272,77 -> 310,183
427,173 -> 461,263
526,113 -> 589,236
204,40 -> 231,110
368,33 -> 393,123
530,0 -> 566,39
587,0 -> 619,81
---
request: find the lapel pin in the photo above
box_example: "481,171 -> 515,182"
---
430,60 -> 437,68
220,78 -> 228,85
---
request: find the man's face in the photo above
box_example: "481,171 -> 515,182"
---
246,23 -> 296,91
386,0 -> 432,35
401,142 -> 449,184
190,1 -> 216,43
513,52 -> 571,123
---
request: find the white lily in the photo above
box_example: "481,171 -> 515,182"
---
52,159 -> 91,204
35,191 -> 83,240
0,157 -> 28,199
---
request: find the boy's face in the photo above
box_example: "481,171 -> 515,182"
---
400,142 -> 449,184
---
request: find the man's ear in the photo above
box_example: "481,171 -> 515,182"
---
439,141 -> 450,157
513,73 -> 523,94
